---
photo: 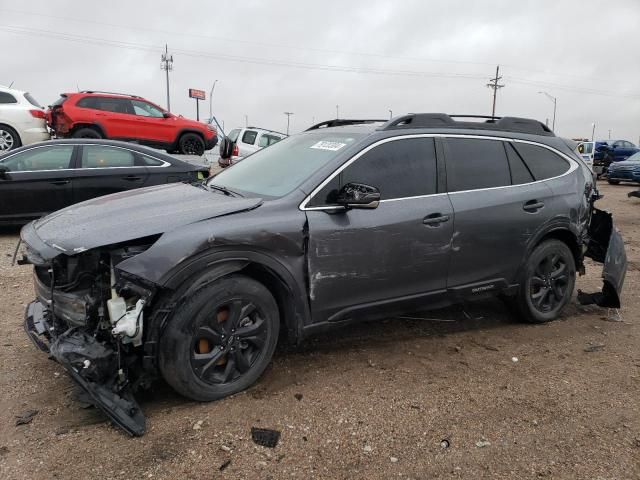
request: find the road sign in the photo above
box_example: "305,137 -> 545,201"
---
189,89 -> 206,100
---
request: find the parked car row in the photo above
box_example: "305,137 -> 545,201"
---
576,139 -> 639,176
1,87 -> 218,156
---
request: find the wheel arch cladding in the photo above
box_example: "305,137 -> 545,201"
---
159,256 -> 307,345
72,123 -> 105,136
537,228 -> 582,268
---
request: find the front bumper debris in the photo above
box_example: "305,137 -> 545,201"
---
24,300 -> 146,436
578,208 -> 627,308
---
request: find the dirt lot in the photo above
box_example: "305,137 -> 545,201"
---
1,182 -> 639,479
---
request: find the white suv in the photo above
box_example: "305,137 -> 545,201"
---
218,127 -> 286,167
0,86 -> 50,153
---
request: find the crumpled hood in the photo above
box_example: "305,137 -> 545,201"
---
30,182 -> 262,254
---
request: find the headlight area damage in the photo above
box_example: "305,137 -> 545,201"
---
22,237 -> 159,436
578,207 -> 627,309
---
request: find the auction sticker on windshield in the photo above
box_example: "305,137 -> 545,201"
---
310,141 -> 347,151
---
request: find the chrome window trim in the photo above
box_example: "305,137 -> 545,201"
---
299,134 -> 578,211
0,143 -> 171,173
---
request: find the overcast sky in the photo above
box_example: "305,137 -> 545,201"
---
2,0 -> 639,141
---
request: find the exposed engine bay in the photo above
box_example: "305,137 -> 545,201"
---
23,240 -> 158,436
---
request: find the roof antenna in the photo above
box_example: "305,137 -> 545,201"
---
8,81 -> 14,88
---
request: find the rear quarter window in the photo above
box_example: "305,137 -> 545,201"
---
24,93 -> 42,108
513,143 -> 571,180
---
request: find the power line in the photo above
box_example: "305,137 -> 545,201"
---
2,24 -> 640,101
486,65 -> 505,117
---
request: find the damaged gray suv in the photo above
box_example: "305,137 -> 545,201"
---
21,113 -> 627,436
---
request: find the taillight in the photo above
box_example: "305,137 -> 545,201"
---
29,109 -> 46,119
232,144 -> 239,156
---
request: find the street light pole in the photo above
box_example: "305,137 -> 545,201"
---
245,115 -> 248,127
538,91 -> 557,131
336,105 -> 339,119
591,123 -> 596,141
209,80 -> 218,121
284,112 -> 294,135
389,109 -> 393,119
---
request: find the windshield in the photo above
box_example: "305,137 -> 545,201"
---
209,132 -> 365,197
626,152 -> 640,162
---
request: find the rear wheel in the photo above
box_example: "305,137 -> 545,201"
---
179,133 -> 205,155
72,127 -> 102,139
0,125 -> 21,152
158,275 -> 280,401
511,240 -> 576,323
608,179 -> 620,185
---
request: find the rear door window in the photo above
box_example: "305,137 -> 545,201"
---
258,134 -> 283,148
444,138 -> 511,192
81,145 -> 136,168
512,143 -> 571,180
93,97 -> 133,114
242,130 -> 258,145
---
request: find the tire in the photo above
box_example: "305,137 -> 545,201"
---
179,133 -> 205,156
608,179 -> 620,185
158,274 -> 280,401
219,136 -> 234,159
72,127 -> 102,139
511,240 -> 576,324
0,125 -> 21,152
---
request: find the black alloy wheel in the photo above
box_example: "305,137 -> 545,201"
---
508,239 -> 576,324
179,133 -> 205,156
191,299 -> 269,385
529,252 -> 571,313
158,275 -> 279,401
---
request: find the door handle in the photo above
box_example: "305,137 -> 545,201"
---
523,200 -> 545,212
49,180 -> 70,185
423,213 -> 450,226
123,175 -> 142,181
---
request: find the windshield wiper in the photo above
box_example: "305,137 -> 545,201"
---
207,183 -> 244,197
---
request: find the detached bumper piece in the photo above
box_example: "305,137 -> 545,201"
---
24,301 -> 146,436
628,190 -> 640,199
579,208 -> 627,308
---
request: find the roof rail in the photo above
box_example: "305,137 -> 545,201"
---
306,119 -> 387,131
79,90 -> 143,99
381,113 -> 554,136
246,126 -> 288,137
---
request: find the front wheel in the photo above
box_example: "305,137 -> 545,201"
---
179,133 -> 205,155
158,275 -> 280,401
511,240 -> 576,323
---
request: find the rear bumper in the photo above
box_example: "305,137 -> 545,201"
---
578,208 -> 627,308
20,127 -> 51,146
24,299 -> 146,436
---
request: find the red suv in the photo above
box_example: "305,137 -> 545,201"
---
47,91 -> 217,155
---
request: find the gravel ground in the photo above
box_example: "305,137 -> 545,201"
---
1,182 -> 639,480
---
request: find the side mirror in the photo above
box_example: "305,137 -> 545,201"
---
163,112 -> 171,119
0,164 -> 9,179
336,183 -> 380,209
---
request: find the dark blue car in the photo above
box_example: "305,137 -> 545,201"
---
578,139 -> 639,176
607,151 -> 640,184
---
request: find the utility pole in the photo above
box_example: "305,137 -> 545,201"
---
486,65 -> 504,117
209,80 -> 218,121
608,129 -> 611,140
284,112 -> 294,135
336,105 -> 339,119
160,44 -> 173,112
244,115 -> 248,127
538,91 -> 557,131
591,123 -> 596,141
